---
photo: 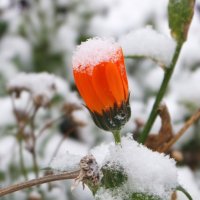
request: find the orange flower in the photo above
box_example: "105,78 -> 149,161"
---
72,38 -> 131,132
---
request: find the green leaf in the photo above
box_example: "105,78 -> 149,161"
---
168,0 -> 195,42
101,164 -> 127,189
130,193 -> 161,200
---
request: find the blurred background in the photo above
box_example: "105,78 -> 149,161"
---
0,0 -> 200,199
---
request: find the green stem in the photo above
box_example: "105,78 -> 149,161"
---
30,107 -> 39,178
112,130 -> 121,145
139,42 -> 183,144
176,186 -> 193,200
19,140 -> 28,180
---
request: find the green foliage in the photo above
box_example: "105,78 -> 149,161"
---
33,42 -> 65,74
0,73 -> 6,96
101,164 -> 128,189
97,163 -> 169,200
0,171 -> 5,181
0,20 -> 8,38
130,193 -> 161,200
168,0 -> 195,42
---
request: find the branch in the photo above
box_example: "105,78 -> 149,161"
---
139,42 -> 183,143
0,170 -> 80,197
159,109 -> 200,153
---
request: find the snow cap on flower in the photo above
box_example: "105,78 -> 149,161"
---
72,37 -> 121,74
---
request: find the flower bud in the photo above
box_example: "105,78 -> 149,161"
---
168,0 -> 195,42
72,38 -> 131,132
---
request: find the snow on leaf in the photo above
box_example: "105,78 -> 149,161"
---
119,26 -> 176,66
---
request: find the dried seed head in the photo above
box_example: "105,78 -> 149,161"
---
72,154 -> 100,190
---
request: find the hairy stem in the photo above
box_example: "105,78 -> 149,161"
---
0,171 -> 80,197
139,42 -> 183,143
112,130 -> 121,145
176,186 -> 193,200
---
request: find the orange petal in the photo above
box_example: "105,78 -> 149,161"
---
118,59 -> 129,100
117,49 -> 129,100
74,70 -> 104,113
105,62 -> 125,106
91,63 -> 116,110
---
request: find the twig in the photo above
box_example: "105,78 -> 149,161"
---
48,127 -> 76,165
37,115 -> 63,138
0,171 -> 80,197
19,140 -> 28,180
159,109 -> 200,153
11,95 -> 28,180
139,42 -> 183,143
29,106 -> 39,178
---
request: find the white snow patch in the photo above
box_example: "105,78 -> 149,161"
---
0,136 -> 16,170
42,135 -> 89,167
177,167 -> 200,200
172,69 -> 200,106
89,0 -> 169,37
0,97 -> 15,127
119,27 -> 176,66
0,0 -> 10,9
90,143 -> 110,167
50,151 -> 82,172
144,67 -> 164,91
94,137 -> 178,199
0,58 -> 18,80
0,36 -> 31,65
7,73 -> 57,106
72,37 -> 121,74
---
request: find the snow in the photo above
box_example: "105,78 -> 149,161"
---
89,0 -> 169,37
0,136 -> 16,170
144,67 -> 164,91
90,143 -> 110,167
7,73 -> 57,106
0,97 -> 15,127
95,188 -> 122,200
177,167 -> 200,200
42,135 -> 89,168
172,69 -> 200,106
50,151 -> 82,172
0,58 -> 18,80
0,0 -> 10,9
53,25 -> 78,53
72,37 -> 121,74
178,13 -> 200,68
119,26 -> 176,66
0,36 -> 32,65
91,136 -> 178,199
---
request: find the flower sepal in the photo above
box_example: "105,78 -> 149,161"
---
88,96 -> 131,133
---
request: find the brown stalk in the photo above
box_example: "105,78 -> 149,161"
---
159,109 -> 200,153
0,171 -> 80,197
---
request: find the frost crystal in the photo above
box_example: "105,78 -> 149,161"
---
72,37 -> 121,74
119,26 -> 176,66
